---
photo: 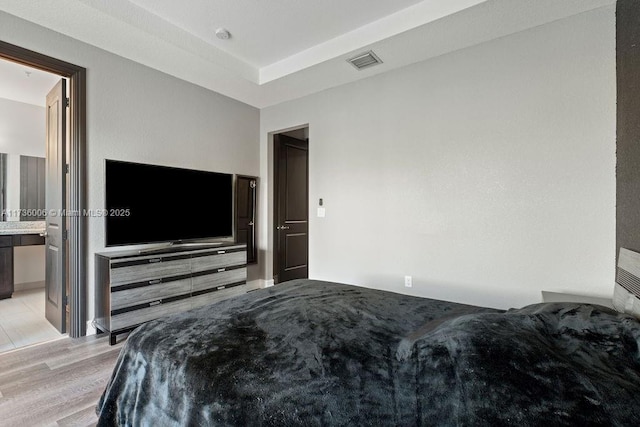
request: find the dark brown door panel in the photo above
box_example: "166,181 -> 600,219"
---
235,175 -> 257,264
274,134 -> 309,283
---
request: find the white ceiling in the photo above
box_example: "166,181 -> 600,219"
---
126,0 -> 426,68
0,59 -> 60,107
0,0 -> 615,108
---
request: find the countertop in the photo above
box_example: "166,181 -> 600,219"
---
0,221 -> 46,236
0,229 -> 45,236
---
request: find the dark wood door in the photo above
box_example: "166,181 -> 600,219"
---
45,79 -> 67,333
274,134 -> 308,283
236,175 -> 257,264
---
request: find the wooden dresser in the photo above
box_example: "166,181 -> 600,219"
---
95,243 -> 247,344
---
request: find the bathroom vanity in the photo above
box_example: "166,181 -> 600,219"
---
0,229 -> 45,299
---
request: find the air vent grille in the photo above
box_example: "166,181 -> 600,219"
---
348,51 -> 383,70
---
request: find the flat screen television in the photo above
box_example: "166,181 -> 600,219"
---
105,159 -> 233,246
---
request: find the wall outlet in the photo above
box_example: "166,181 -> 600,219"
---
404,275 -> 412,288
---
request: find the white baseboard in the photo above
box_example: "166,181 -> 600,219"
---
86,320 -> 97,336
14,280 -> 45,292
263,279 -> 275,288
246,279 -> 262,290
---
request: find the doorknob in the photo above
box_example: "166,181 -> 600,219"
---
39,231 -> 48,237
248,221 -> 254,226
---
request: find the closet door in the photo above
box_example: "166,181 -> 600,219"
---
235,175 -> 257,264
274,135 -> 308,283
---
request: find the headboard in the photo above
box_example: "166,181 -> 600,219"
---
614,248 -> 640,318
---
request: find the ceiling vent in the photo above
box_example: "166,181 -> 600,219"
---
348,51 -> 383,71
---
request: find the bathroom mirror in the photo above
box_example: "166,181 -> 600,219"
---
0,153 -> 46,222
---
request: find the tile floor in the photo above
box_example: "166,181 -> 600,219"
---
0,288 -> 64,352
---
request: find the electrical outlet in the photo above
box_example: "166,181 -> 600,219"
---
404,276 -> 412,288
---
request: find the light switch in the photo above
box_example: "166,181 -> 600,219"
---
317,207 -> 326,218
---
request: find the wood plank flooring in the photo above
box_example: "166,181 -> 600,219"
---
0,334 -> 122,426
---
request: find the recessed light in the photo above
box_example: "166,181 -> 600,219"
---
215,28 -> 231,40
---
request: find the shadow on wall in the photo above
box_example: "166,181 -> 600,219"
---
351,274 -> 540,310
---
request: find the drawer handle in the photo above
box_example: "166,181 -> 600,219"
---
149,258 -> 162,264
149,300 -> 161,307
217,268 -> 226,273
148,279 -> 161,285
217,250 -> 226,254
217,286 -> 226,290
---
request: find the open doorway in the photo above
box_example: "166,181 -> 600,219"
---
0,41 -> 87,351
0,59 -> 64,351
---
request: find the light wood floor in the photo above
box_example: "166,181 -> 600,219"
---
0,334 -> 123,426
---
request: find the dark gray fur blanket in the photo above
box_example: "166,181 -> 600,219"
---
96,280 -> 640,426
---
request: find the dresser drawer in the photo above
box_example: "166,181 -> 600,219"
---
190,284 -> 248,311
191,250 -> 246,273
110,255 -> 191,285
111,277 -> 192,311
111,297 -> 193,331
192,268 -> 246,293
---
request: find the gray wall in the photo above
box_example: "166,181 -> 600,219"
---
260,6 -> 616,309
0,98 -> 46,157
0,12 -> 260,325
616,0 -> 640,261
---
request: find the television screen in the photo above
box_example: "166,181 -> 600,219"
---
105,160 -> 233,246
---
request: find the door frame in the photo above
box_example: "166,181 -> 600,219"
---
0,40 -> 87,338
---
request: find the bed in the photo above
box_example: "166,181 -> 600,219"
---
96,279 -> 640,426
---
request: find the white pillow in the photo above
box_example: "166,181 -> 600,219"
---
613,282 -> 640,318
614,248 -> 640,319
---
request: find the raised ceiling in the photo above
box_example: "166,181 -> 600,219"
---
127,0 -> 426,68
0,0 -> 614,108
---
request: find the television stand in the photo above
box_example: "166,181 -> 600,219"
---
95,242 -> 247,345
